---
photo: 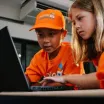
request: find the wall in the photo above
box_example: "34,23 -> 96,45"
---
0,19 -> 71,42
0,19 -> 38,41
0,0 -> 21,20
0,0 -> 71,42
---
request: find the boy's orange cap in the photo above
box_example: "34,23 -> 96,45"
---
29,9 -> 65,31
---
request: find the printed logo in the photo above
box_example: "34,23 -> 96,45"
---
44,62 -> 63,77
57,63 -> 63,76
39,13 -> 55,20
49,13 -> 55,18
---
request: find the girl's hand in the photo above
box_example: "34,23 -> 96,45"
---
40,76 -> 65,86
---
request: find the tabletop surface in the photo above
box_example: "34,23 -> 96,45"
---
0,89 -> 104,97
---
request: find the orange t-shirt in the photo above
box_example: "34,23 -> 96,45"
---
25,42 -> 84,83
96,52 -> 104,88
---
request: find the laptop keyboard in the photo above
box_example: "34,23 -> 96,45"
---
31,86 -> 74,91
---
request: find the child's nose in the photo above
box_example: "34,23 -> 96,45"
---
75,22 -> 81,28
43,36 -> 50,42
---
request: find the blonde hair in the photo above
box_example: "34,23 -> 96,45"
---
68,0 -> 104,64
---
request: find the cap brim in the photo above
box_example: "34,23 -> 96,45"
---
29,23 -> 63,31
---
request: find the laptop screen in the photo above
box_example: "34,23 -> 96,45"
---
0,26 -> 30,91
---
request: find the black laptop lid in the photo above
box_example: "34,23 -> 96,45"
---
0,26 -> 30,91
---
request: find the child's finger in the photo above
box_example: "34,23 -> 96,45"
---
39,79 -> 45,84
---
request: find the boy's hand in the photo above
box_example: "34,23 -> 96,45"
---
40,79 -> 54,86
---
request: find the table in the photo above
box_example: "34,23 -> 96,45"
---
0,89 -> 104,104
0,89 -> 104,97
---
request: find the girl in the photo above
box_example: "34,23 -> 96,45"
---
41,0 -> 104,89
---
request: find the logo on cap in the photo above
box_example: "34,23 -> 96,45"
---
39,13 -> 55,20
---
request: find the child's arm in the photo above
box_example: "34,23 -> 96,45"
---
25,54 -> 43,86
96,52 -> 104,88
43,72 -> 100,89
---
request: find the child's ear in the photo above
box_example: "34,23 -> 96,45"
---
62,30 -> 67,39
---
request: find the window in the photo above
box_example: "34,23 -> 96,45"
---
13,38 -> 41,70
26,44 -> 41,67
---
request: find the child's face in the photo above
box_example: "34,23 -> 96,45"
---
71,8 -> 96,40
36,28 -> 64,54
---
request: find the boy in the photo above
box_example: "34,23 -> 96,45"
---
25,9 -> 84,86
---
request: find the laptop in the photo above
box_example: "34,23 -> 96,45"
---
84,62 -> 96,74
0,26 -> 74,91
